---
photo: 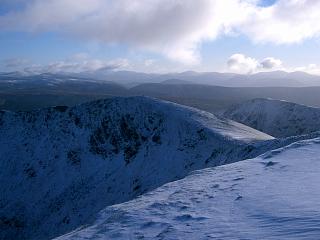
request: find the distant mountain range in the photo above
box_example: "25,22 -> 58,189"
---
2,71 -> 320,113
73,69 -> 320,87
2,70 -> 320,87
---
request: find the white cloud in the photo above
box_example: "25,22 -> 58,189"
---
240,0 -> 320,44
227,54 -> 260,74
227,54 -> 282,73
144,59 -> 156,67
1,0 -> 320,64
260,57 -> 282,69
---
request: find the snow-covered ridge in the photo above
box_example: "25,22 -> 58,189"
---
0,96 -> 277,240
223,98 -> 320,137
56,137 -> 320,240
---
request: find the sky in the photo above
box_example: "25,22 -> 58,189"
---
0,0 -> 320,74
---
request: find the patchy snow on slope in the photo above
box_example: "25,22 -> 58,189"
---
0,96 -> 277,240
56,137 -> 320,240
223,98 -> 320,138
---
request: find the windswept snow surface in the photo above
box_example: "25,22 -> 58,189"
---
0,96 -> 277,240
56,137 -> 320,240
223,98 -> 320,138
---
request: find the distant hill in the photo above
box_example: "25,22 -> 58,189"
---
223,98 -> 320,137
160,79 -> 193,84
0,72 -> 126,95
130,83 -> 320,113
0,72 -> 128,111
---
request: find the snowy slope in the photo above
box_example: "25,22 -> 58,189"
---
0,96 -> 277,240
223,98 -> 320,137
56,137 -> 320,240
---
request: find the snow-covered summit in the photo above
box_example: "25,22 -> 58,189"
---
0,96 -> 275,240
223,98 -> 320,137
56,137 -> 320,240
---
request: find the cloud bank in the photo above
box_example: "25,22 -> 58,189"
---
1,0 -> 250,64
1,0 -> 320,63
17,55 -> 129,74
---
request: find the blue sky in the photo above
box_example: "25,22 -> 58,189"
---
0,0 -> 320,74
